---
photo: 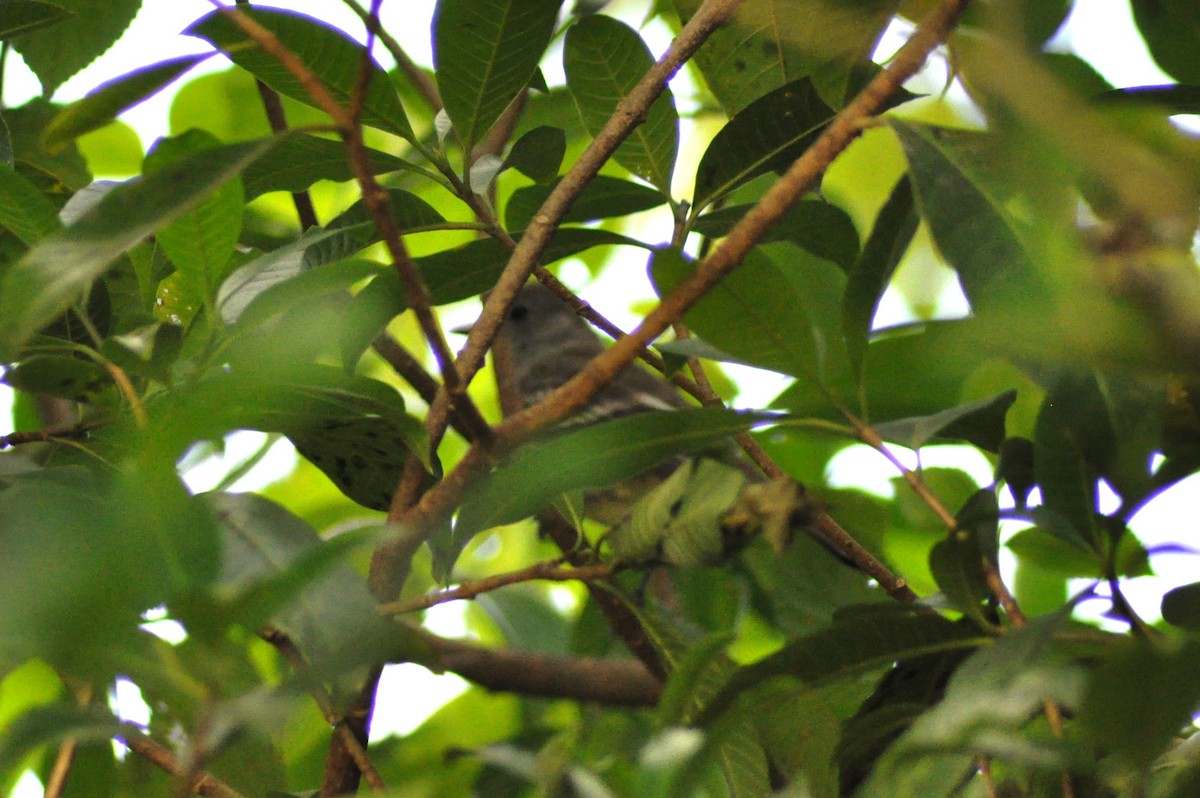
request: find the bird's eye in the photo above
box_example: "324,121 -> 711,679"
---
509,304 -> 528,321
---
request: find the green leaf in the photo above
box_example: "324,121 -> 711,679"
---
691,198 -> 860,270
890,120 -> 1042,314
449,408 -> 780,569
842,175 -> 916,376
232,258 -> 383,335
0,704 -> 126,775
41,54 -> 213,152
928,489 -> 999,626
0,137 -> 278,361
672,0 -> 897,112
241,134 -> 406,199
432,0 -> 562,150
564,14 -> 678,194
504,125 -> 566,183
0,1 -> 73,40
1079,637 -> 1200,769
650,247 -> 825,384
656,631 -> 736,726
693,79 -> 836,212
0,163 -> 61,245
505,174 -> 665,231
1162,582 -> 1200,631
697,605 -> 988,725
609,458 -> 749,567
1131,0 -> 1200,83
871,390 -> 1017,452
147,131 -> 245,300
206,493 -> 390,678
1033,398 -> 1099,552
2,354 -> 111,403
187,8 -> 415,141
10,0 -> 139,96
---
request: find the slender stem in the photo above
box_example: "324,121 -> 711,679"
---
380,561 -> 616,614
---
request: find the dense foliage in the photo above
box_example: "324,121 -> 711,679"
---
2,0 -> 1200,796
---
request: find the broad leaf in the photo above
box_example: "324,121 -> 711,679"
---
1131,0 -> 1200,83
432,0 -> 562,150
0,163 -> 60,245
0,704 -> 126,775
871,390 -> 1017,452
0,1 -> 73,40
206,492 -> 390,677
564,14 -> 678,194
41,54 -> 213,151
693,79 -> 836,212
504,125 -> 566,183
10,0 -> 139,96
691,198 -> 860,270
188,7 -> 415,141
505,174 -> 665,231
672,0 -> 898,112
928,489 -> 999,626
0,138 -> 278,360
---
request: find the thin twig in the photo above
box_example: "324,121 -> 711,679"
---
122,732 -> 247,798
261,629 -> 386,793
0,423 -> 98,449
380,560 -> 616,614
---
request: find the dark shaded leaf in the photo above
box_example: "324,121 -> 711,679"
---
842,175 -> 916,376
1162,582 -> 1200,631
693,79 -> 835,211
0,704 -> 126,775
504,125 -> 565,183
0,1 -> 73,40
187,8 -> 414,140
432,0 -> 562,150
41,54 -> 213,151
928,489 -> 999,626
564,14 -> 678,193
1033,398 -> 1099,552
1131,0 -> 1200,83
505,174 -> 664,231
691,198 -> 860,269
0,162 -> 60,245
872,390 -> 1016,452
1094,83 -> 1200,115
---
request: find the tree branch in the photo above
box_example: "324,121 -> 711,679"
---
122,731 -> 247,798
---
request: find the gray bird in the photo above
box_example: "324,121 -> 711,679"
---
492,282 -> 830,566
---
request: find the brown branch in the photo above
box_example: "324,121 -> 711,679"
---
0,423 -> 98,449
380,560 -> 616,614
122,731 -> 247,798
424,633 -> 661,707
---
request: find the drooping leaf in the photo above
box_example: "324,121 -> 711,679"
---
890,119 -> 1042,315
564,14 -> 678,194
505,174 -> 665,231
1032,398 -> 1099,553
693,79 -> 836,212
842,175 -> 916,376
0,704 -> 126,775
1162,583 -> 1200,631
9,0 -> 139,96
187,8 -> 415,140
504,125 -> 566,183
41,54 -> 213,151
432,0 -> 562,150
691,198 -> 860,270
1130,0 -> 1200,83
697,605 -> 988,726
0,137 -> 278,360
871,390 -> 1017,452
672,0 -> 898,112
928,489 -> 999,626
205,492 -> 390,678
0,0 -> 73,40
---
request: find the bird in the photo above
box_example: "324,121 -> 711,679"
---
491,281 -> 830,566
